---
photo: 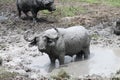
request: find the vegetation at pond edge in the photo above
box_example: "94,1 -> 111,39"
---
51,69 -> 70,80
50,69 -> 120,80
0,0 -> 120,18
0,68 -> 17,80
41,0 -> 120,18
0,0 -> 14,4
0,0 -> 120,80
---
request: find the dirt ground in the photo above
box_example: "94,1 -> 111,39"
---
0,1 -> 120,80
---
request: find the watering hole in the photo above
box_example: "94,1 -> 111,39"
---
26,46 -> 120,77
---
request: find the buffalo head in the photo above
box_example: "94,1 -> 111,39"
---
41,0 -> 56,11
24,28 -> 60,52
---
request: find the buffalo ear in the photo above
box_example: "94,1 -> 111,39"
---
46,2 -> 53,6
28,37 -> 39,47
44,36 -> 56,46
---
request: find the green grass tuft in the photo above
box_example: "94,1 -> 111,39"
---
42,0 -> 120,18
41,6 -> 86,18
105,0 -> 120,7
0,0 -> 14,4
80,0 -> 100,3
51,69 -> 70,80
0,68 -> 18,79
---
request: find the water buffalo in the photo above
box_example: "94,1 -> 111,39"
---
16,0 -> 56,21
114,20 -> 120,35
24,26 -> 91,65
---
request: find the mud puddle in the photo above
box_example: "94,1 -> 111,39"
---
1,45 -> 120,78
24,46 -> 120,77
50,46 -> 120,77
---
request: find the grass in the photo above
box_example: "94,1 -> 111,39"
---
104,0 -> 120,7
41,0 -> 120,18
0,44 -> 6,50
112,76 -> 120,80
41,5 -> 87,19
57,6 -> 86,17
0,68 -> 18,79
0,0 -> 120,18
0,0 -> 14,4
1,0 -> 119,7
59,0 -> 100,3
111,70 -> 120,80
51,69 -> 70,80
41,6 -> 87,23
91,34 -> 99,40
59,0 -> 120,6
81,0 -> 120,6
79,0 -> 100,3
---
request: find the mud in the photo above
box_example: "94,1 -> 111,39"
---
0,20 -> 120,79
0,16 -> 8,22
51,46 -> 120,77
0,1 -> 120,79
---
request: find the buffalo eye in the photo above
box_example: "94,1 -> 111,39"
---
47,39 -> 53,43
46,37 -> 53,43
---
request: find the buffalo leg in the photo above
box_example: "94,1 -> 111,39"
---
58,54 -> 65,65
83,47 -> 90,59
23,11 -> 29,18
76,51 -> 83,60
17,7 -> 21,18
77,51 -> 83,58
49,55 -> 56,65
31,10 -> 37,22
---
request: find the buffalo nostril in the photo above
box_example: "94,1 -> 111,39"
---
39,48 -> 46,52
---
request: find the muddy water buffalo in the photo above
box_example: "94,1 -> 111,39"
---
114,20 -> 120,35
24,26 -> 91,65
16,0 -> 56,21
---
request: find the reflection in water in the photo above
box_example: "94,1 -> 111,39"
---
28,46 -> 120,77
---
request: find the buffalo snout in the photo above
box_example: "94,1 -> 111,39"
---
47,3 -> 56,12
39,48 -> 46,53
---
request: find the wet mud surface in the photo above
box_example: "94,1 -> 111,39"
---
51,46 -> 120,77
0,1 -> 120,79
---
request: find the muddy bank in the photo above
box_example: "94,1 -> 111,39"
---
0,1 -> 120,80
0,19 -> 120,79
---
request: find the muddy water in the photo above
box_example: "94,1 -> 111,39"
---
50,46 -> 120,77
26,46 -> 120,77
3,45 -> 120,77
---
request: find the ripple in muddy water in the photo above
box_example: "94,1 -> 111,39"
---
50,46 -> 120,77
